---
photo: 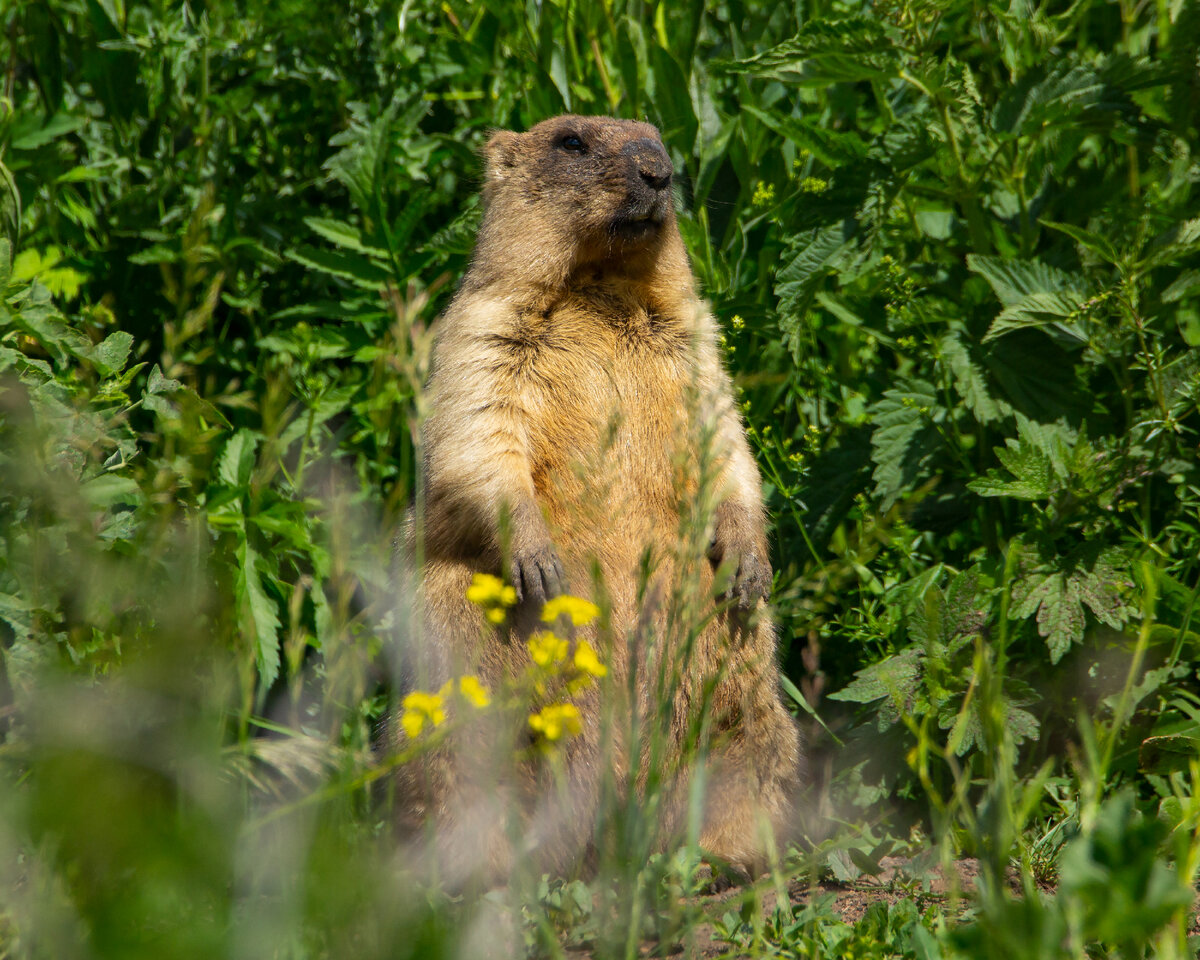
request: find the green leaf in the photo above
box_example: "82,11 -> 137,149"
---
218,429 -> 259,489
992,63 -> 1112,136
985,290 -> 1090,346
716,18 -> 900,85
828,648 -> 922,727
286,246 -> 392,290
1010,544 -> 1133,662
743,105 -> 868,169
1041,220 -> 1121,265
967,254 -> 1086,306
236,539 -> 282,690
940,332 -> 1011,423
304,218 -> 390,259
1139,218 -> 1200,272
80,474 -> 142,509
985,332 -> 1086,422
775,221 -> 856,318
868,379 -> 942,510
89,331 -> 134,377
0,163 -> 20,251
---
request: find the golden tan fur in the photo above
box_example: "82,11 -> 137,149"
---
398,115 -> 801,884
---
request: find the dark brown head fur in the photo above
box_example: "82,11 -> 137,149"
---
470,115 -> 688,294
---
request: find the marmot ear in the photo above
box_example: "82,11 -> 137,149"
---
484,130 -> 520,180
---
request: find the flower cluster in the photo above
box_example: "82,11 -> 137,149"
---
528,702 -> 583,741
525,593 -> 606,743
459,573 -> 609,747
399,673 -> 492,738
466,572 -> 517,624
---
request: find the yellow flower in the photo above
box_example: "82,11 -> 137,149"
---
466,573 -> 517,624
457,675 -> 491,708
572,641 -> 607,679
528,630 -> 568,668
437,675 -> 492,709
540,595 -> 600,627
751,181 -> 776,207
400,690 -> 447,738
528,702 -> 583,742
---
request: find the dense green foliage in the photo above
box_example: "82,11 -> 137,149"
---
1,0 -> 1198,956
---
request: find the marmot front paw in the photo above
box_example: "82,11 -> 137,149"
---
511,543 -> 567,607
709,539 -> 771,609
728,550 -> 771,608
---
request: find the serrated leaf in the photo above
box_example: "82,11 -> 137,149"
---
217,429 -> 258,488
744,105 -> 867,168
969,416 -> 1070,500
968,254 -> 1086,306
986,290 -> 1090,346
775,221 -> 856,327
940,332 -> 1011,423
286,246 -> 392,289
828,647 -> 922,725
1011,545 -> 1133,662
1041,220 -> 1121,265
867,379 -> 942,510
991,63 -> 1117,136
237,539 -> 281,690
89,330 -> 134,377
716,17 -> 900,85
985,332 -> 1086,422
1140,218 -> 1200,271
304,217 -> 390,258
1162,269 -> 1200,303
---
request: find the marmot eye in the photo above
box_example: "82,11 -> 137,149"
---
560,135 -> 586,153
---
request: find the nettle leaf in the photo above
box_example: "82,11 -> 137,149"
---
868,379 -> 942,510
968,417 -> 1079,500
940,331 -> 1011,423
776,222 -> 856,312
991,60 -> 1135,138
969,438 -> 1055,500
829,647 -> 922,727
906,569 -> 989,651
1011,544 -> 1134,663
986,290 -> 1090,346
714,17 -> 900,85
1041,220 -> 1121,265
286,246 -> 392,290
218,429 -> 259,489
775,222 -> 856,358
236,539 -> 282,690
985,331 -> 1086,423
941,696 -> 1040,755
1140,218 -> 1200,272
967,254 -> 1086,307
304,217 -> 389,259
743,105 -> 868,168
325,100 -> 397,219
89,331 -> 134,377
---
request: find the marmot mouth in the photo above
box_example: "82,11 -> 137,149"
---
611,216 -> 663,239
610,197 -> 668,238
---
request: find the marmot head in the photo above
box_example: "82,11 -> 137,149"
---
474,115 -> 684,291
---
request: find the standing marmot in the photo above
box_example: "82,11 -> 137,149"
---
399,115 -> 801,885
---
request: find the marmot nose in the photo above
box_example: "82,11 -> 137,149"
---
623,138 -> 673,192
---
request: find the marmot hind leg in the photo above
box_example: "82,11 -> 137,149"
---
696,620 -> 803,877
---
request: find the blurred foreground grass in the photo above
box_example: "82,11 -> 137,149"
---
2,0 -> 1200,956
